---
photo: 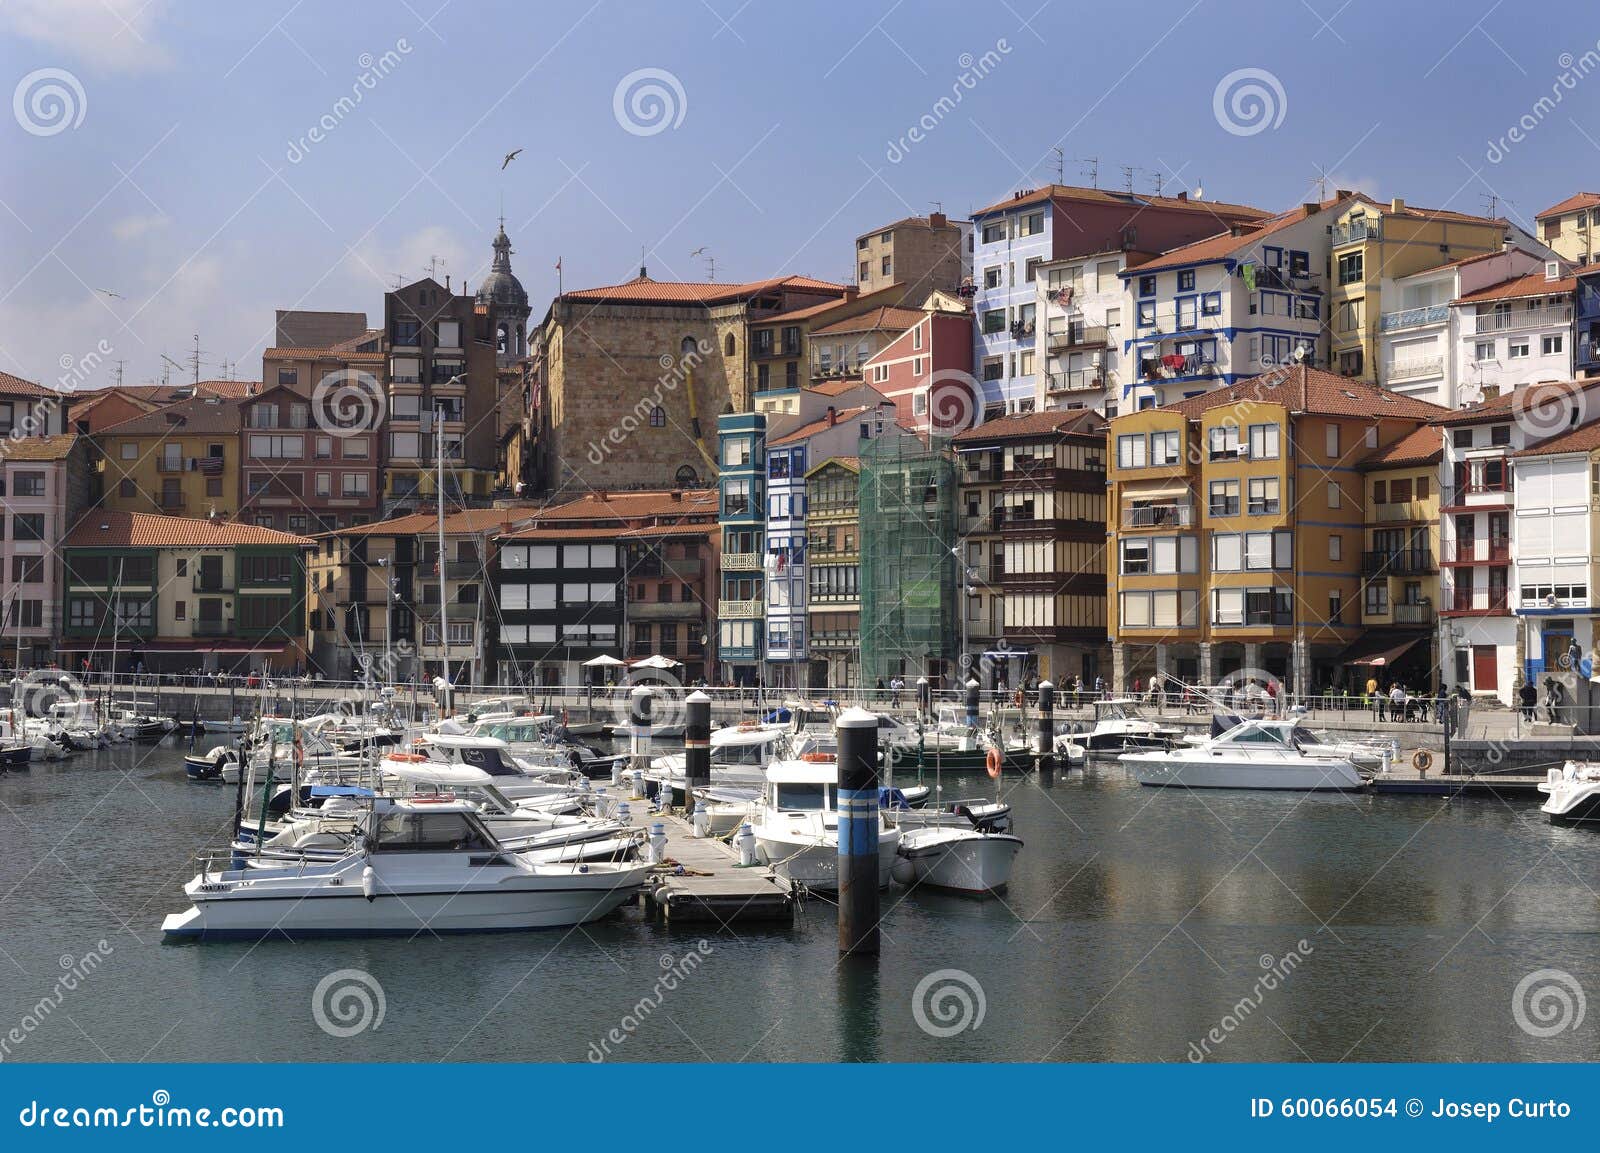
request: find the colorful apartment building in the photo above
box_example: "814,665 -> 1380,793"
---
859,293 -> 974,435
1,435 -> 93,667
805,456 -> 862,689
715,411 -> 766,682
854,212 -> 971,304
95,395 -> 244,519
0,371 -> 72,436
239,383 -> 381,533
1035,250 -> 1144,416
1106,367 -> 1444,693
1447,264 -> 1576,402
1534,193 -> 1600,264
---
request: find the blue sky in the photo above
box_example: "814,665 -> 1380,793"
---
3,0 -> 1599,388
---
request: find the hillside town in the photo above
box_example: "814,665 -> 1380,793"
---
7,186 -> 1600,711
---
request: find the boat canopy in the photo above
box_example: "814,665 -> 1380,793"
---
766,760 -> 839,784
308,785 -> 376,798
383,762 -> 494,787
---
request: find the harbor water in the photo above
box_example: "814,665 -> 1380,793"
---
2,741 -> 1597,1062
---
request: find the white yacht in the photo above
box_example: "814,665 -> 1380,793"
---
453,713 -> 626,777
1119,717 -> 1369,791
1539,761 -> 1600,825
410,733 -> 587,803
646,723 -> 787,798
1182,715 -> 1395,773
1070,698 -> 1183,752
749,758 -> 901,891
893,826 -> 1024,895
162,798 -> 651,939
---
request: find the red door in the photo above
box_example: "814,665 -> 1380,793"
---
1472,646 -> 1498,692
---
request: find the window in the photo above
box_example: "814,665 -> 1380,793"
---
174,601 -> 186,622
206,477 -> 223,497
1247,476 -> 1280,515
1338,349 -> 1364,377
1329,534 -> 1342,561
1247,424 -> 1280,460
248,434 -> 304,459
1325,423 -> 1340,457
1136,301 -> 1156,327
11,556 -> 42,582
12,514 -> 44,541
1201,292 -> 1221,316
1208,424 -> 1241,459
1138,275 -> 1156,297
1373,479 -> 1387,504
1543,333 -> 1564,356
277,367 -> 298,386
1508,338 -> 1530,359
1116,434 -> 1147,469
1327,481 -> 1343,509
1176,297 -> 1198,328
1365,581 -> 1389,615
981,220 -> 1006,244
1023,257 -> 1042,282
1018,211 -> 1044,237
120,442 -> 137,460
1490,424 -> 1511,446
981,309 -> 1006,335
1208,479 -> 1240,517
14,471 -> 44,497
1453,428 -> 1474,448
881,255 -> 892,276
1149,430 -> 1180,465
341,474 -> 370,497
648,406 -> 666,427
1337,251 -> 1363,284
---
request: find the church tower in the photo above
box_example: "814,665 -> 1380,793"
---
475,220 -> 531,365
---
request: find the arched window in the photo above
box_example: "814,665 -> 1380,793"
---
649,405 -> 666,427
675,465 -> 699,485
724,333 -> 735,357
681,336 -> 698,358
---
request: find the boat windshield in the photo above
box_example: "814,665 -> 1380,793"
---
1097,702 -> 1137,722
721,738 -> 778,766
481,720 -> 545,744
1291,726 -> 1322,746
372,811 -> 495,852
775,783 -> 831,810
1225,725 -> 1289,746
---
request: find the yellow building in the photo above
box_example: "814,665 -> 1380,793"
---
94,395 -> 244,518
1106,366 -> 1444,693
1352,425 -> 1442,684
1329,197 -> 1512,380
1534,192 -> 1600,264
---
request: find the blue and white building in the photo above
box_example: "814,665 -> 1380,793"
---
715,411 -> 767,684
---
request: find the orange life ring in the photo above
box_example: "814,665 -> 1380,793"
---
800,752 -> 836,763
1411,749 -> 1433,772
388,752 -> 428,763
985,747 -> 1003,779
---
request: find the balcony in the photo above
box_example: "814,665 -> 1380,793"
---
1331,220 -> 1380,246
721,551 -> 761,571
1379,304 -> 1449,332
1386,356 -> 1443,382
1044,369 -> 1104,392
1393,602 -> 1433,625
1442,538 -> 1510,564
1361,549 -> 1435,576
1446,589 -> 1509,615
662,557 -> 702,580
1470,304 -> 1572,334
720,598 -> 761,619
158,493 -> 186,512
192,619 -> 232,637
1440,483 -> 1512,508
443,560 -> 480,580
1122,503 -> 1193,529
1046,324 -> 1109,352
192,574 -> 234,593
630,600 -> 702,621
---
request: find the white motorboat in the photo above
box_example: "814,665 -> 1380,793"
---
750,757 -> 901,891
1181,714 -> 1395,772
1070,698 -> 1183,752
453,713 -> 626,777
410,733 -> 586,803
893,826 -> 1024,895
646,723 -> 787,797
1119,717 -> 1370,791
2,709 -> 68,762
201,716 -> 250,734
1539,761 -> 1600,825
162,797 -> 651,939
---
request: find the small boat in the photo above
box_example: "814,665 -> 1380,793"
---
0,740 -> 31,770
1539,761 -> 1600,825
201,716 -> 250,734
1119,717 -> 1369,791
893,826 -> 1024,895
750,757 -> 901,892
1070,698 -> 1183,752
161,797 -> 652,939
184,748 -> 232,782
1181,714 -> 1395,771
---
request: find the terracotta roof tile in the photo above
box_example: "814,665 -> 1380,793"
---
510,489 -> 720,525
0,371 -> 63,399
809,306 -> 923,337
263,346 -> 385,362
1158,365 -> 1448,422
1362,424 -> 1443,468
1511,419 -> 1600,458
0,433 -> 81,461
1133,195 -> 1363,273
95,395 -> 246,437
1452,270 -> 1575,304
767,406 -> 873,447
560,274 -> 844,306
63,510 -> 312,549
808,378 -> 864,396
196,379 -> 260,398
952,408 -> 1104,443
1536,192 -> 1600,220
973,183 -> 1268,220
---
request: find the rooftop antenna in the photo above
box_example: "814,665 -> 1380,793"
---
160,353 -> 185,386
387,273 -> 404,289
929,200 -> 943,215
1480,191 -> 1504,218
690,247 -> 715,281
1121,166 -> 1136,194
112,359 -> 124,388
1151,170 -> 1163,196
1052,147 -> 1064,184
424,255 -> 448,280
189,333 -> 203,385
1077,156 -> 1099,189
1314,164 -> 1330,201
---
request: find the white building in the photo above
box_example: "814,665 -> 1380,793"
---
1448,263 -> 1576,405
1033,251 -> 1129,416
1377,247 -> 1547,406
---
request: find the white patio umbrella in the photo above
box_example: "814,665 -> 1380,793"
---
631,654 -> 684,670
582,654 -> 626,667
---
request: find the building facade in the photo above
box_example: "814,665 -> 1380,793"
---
854,212 -> 970,303
1534,193 -> 1600,264
1354,426 -> 1443,688
805,456 -> 861,689
715,412 -> 766,682
1,435 -> 93,667
240,384 -> 381,533
95,396 -> 244,519
1448,265 -> 1576,402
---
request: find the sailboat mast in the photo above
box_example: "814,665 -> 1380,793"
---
436,413 -> 450,696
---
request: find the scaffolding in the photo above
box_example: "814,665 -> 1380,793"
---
858,431 -> 958,687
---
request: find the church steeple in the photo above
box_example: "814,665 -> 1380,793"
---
476,218 -> 530,365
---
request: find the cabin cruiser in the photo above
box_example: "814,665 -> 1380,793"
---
749,757 -> 902,891
411,733 -> 588,803
1,708 -> 68,762
449,713 -> 626,778
1065,698 -> 1182,753
43,699 -> 109,748
162,797 -> 652,939
1119,717 -> 1370,791
199,718 -> 369,785
1181,715 -> 1395,773
1539,761 -> 1600,825
645,723 -> 788,800
893,826 -> 1024,895
106,705 -> 177,741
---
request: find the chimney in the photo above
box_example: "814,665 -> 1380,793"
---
826,406 -> 837,426
670,490 -> 682,502
1335,188 -> 1352,199
842,285 -> 859,301
1303,202 -> 1319,215
929,211 -> 947,228
1176,191 -> 1187,202
1390,198 -> 1406,214
639,265 -> 648,278
445,274 -> 451,292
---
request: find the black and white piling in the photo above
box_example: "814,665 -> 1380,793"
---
965,677 -> 980,729
836,707 -> 881,956
684,690 -> 711,816
1036,679 -> 1055,785
629,685 -> 653,777
916,676 -> 931,721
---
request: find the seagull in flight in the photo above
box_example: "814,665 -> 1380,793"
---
95,287 -> 123,299
501,148 -> 522,170
690,247 -> 707,258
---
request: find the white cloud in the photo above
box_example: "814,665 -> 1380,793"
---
1,0 -> 172,74
111,213 -> 168,242
345,225 -> 475,295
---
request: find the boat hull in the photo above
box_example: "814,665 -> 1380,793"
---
752,829 -> 901,891
898,832 -> 1023,894
1122,753 -> 1365,791
1541,783 -> 1600,825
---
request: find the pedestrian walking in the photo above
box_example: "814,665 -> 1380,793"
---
1518,677 -> 1537,723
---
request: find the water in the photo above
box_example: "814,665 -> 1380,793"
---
2,743 -> 1598,1063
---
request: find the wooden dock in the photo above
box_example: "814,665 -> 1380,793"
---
622,806 -> 794,925
1370,766 -> 1548,798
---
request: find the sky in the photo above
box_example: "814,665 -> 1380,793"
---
3,0 -> 1600,390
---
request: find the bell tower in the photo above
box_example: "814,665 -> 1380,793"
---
476,219 -> 531,366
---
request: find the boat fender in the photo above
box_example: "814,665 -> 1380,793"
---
890,857 -> 916,886
985,747 -> 1003,779
389,752 -> 427,763
1013,689 -> 1024,708
361,866 -> 376,902
1412,749 -> 1433,773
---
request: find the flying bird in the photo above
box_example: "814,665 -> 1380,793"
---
501,149 -> 522,170
95,288 -> 123,299
690,247 -> 706,258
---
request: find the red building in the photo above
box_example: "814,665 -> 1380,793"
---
239,383 -> 381,534
860,301 -> 976,435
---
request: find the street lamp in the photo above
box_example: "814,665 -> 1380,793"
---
952,544 -> 978,686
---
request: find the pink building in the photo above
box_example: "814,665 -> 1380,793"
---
861,304 -> 976,434
1,435 -> 92,668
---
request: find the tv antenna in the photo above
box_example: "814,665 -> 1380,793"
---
425,255 -> 448,280
1314,164 -> 1330,201
1077,156 -> 1099,189
690,246 -> 716,281
112,359 -> 124,388
1052,147 -> 1064,184
1479,191 -> 1507,218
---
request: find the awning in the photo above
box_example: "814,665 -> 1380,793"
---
1121,484 -> 1190,500
982,649 -> 1032,658
1339,634 -> 1424,667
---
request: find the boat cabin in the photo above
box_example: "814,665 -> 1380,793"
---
764,760 -> 840,812
367,800 -> 503,854
422,733 -> 528,777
